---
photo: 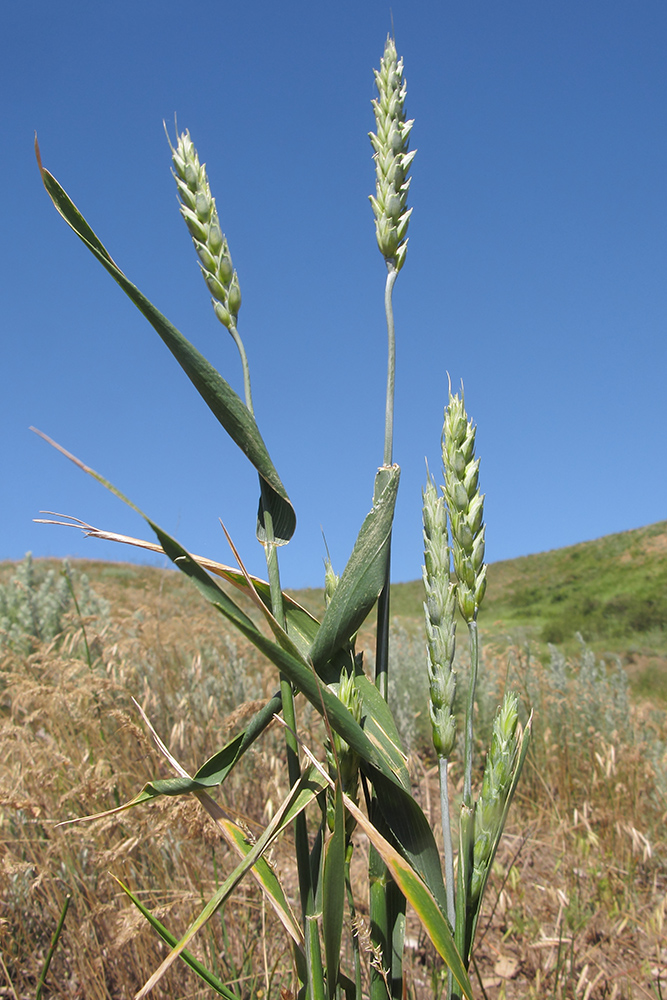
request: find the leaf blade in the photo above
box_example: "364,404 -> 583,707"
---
309,466 -> 399,669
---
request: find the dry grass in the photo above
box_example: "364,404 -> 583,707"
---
1,559 -> 665,999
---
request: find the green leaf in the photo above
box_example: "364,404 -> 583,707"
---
322,785 -> 346,998
36,145 -> 295,544
369,768 -> 448,918
309,467 -> 399,668
111,876 -> 240,998
341,790 -> 473,1000
219,810 -> 305,953
128,693 -> 283,800
355,673 -> 410,790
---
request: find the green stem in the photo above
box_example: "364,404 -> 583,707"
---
383,266 -> 398,467
36,894 -> 71,1000
439,756 -> 456,927
374,566 -> 391,701
369,842 -> 391,1000
374,261 -> 398,700
228,322 -> 254,414
370,266 -> 403,1000
452,618 -> 480,995
439,756 -> 455,1000
345,844 -> 362,1000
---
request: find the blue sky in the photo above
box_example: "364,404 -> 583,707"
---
3,0 -> 666,588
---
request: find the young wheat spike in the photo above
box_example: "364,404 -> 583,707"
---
369,36 -> 416,273
442,390 -> 487,622
324,557 -> 339,609
171,130 -> 242,330
470,691 -> 520,904
326,668 -> 363,832
422,473 -> 457,758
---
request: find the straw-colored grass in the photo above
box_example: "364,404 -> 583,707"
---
1,558 -> 664,998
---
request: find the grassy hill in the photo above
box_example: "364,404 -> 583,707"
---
388,520 -> 667,700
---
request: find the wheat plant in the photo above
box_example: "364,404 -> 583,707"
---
33,34 -> 529,1000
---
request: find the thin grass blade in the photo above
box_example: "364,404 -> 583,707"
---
35,516 -> 321,654
112,877 -> 241,999
136,764 -> 328,998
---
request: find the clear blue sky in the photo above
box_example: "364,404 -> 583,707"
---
3,0 -> 666,588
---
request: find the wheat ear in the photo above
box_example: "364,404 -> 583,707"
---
170,129 -> 252,411
442,390 -> 486,624
369,36 -> 416,273
422,470 -> 458,928
471,691 -> 520,904
422,473 -> 457,759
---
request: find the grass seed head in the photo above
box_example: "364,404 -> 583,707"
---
369,36 -> 416,272
422,473 -> 457,758
471,691 -> 520,902
326,669 -> 362,831
442,391 -> 487,622
324,557 -> 340,608
172,130 -> 241,329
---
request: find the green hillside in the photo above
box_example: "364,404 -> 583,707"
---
390,520 -> 667,635
389,520 -> 667,699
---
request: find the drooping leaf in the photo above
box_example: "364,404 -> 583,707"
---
36,143 -> 295,544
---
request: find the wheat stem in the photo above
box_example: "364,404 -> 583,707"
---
228,322 -> 254,414
383,267 -> 398,466
439,757 -> 456,928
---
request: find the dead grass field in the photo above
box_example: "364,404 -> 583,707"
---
0,559 -> 665,999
